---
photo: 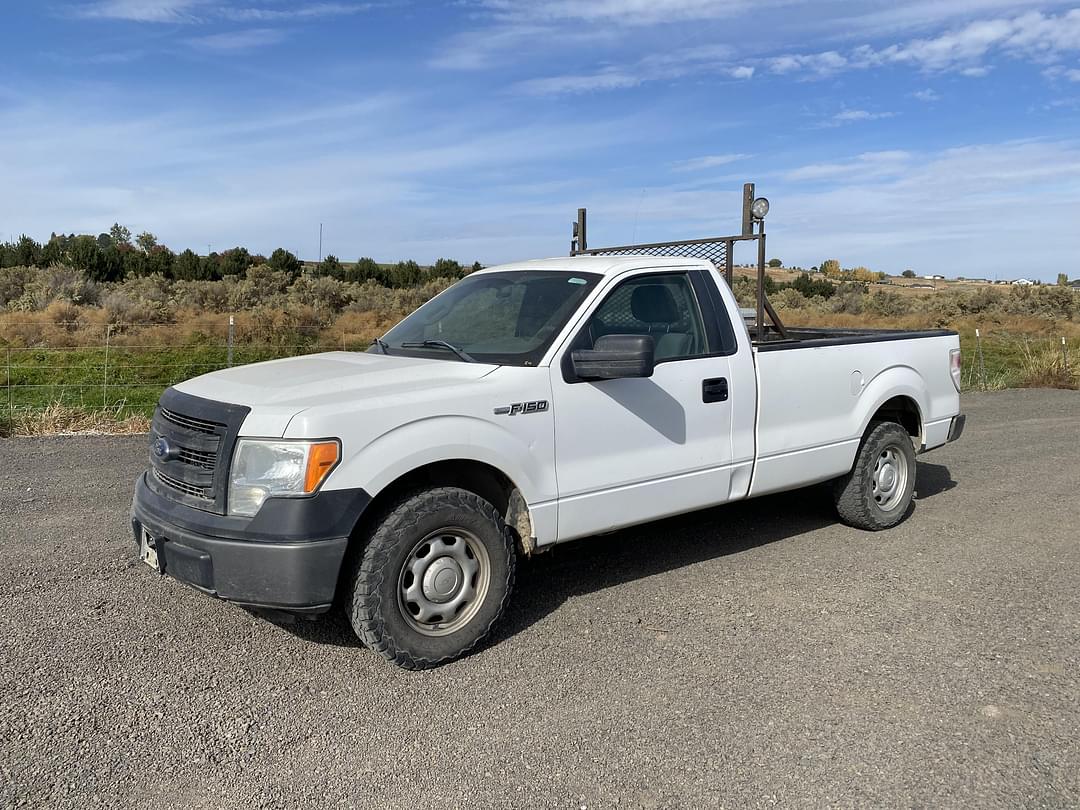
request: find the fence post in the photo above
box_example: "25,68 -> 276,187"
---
102,325 -> 111,409
975,328 -> 987,390
227,315 -> 235,367
1063,336 -> 1069,374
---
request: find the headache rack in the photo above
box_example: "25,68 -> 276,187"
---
570,182 -> 787,341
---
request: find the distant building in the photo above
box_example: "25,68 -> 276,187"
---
1012,278 -> 1034,286
922,274 -> 946,281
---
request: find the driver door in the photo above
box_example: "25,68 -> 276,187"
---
550,269 -> 736,541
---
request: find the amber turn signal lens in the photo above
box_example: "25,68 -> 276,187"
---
304,441 -> 339,493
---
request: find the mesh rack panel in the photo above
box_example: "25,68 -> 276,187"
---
576,238 -> 730,268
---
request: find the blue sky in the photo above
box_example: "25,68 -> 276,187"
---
2,1 -> 1080,280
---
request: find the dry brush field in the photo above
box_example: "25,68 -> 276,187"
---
1,263 -> 1078,435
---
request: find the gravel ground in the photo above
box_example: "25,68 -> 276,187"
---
1,389 -> 1078,809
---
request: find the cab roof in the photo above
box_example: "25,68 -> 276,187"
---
475,255 -> 716,277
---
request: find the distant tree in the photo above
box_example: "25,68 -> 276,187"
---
1057,272 -> 1069,286
12,235 -> 42,267
781,272 -> 836,300
432,258 -> 464,278
850,266 -> 884,283
136,232 -> 159,253
145,245 -> 175,277
122,250 -> 149,277
388,259 -> 422,287
470,261 -> 483,274
267,248 -> 301,276
346,256 -> 384,284
220,247 -> 252,276
109,223 -> 132,247
767,258 -> 782,268
902,269 -> 916,278
40,234 -> 66,266
316,254 -> 344,278
820,259 -> 842,278
173,249 -> 207,280
203,252 -> 222,280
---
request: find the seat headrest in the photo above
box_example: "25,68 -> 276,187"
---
630,285 -> 680,324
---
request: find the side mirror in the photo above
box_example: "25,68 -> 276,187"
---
571,334 -> 655,381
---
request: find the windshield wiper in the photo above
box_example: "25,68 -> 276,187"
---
401,339 -> 476,363
370,337 -> 390,355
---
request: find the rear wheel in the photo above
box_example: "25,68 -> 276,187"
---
833,421 -> 916,530
347,487 -> 515,669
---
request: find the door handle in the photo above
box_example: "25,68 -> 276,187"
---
702,377 -> 728,403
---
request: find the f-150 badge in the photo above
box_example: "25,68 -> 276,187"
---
494,400 -> 549,416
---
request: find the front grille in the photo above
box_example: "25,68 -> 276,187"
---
178,447 -> 216,469
153,468 -> 211,500
160,406 -> 222,435
147,389 -> 250,514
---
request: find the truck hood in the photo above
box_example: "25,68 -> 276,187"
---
174,352 -> 497,436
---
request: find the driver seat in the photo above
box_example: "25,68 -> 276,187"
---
630,285 -> 691,360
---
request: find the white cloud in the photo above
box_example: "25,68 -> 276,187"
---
784,150 -> 913,181
219,3 -> 371,22
1044,65 -> 1080,81
763,9 -> 1080,80
71,0 -> 203,22
768,51 -> 848,77
512,42 -> 751,95
826,109 -> 897,126
911,88 -> 941,101
477,0 -> 760,25
187,27 -> 286,51
515,69 -> 640,95
69,1 -> 368,24
672,153 -> 751,172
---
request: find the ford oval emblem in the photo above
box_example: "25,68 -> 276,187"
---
152,437 -> 174,460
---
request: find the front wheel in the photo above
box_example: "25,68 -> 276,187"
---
833,421 -> 917,531
347,487 -> 515,669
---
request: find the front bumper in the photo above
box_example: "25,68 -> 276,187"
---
131,471 -> 370,614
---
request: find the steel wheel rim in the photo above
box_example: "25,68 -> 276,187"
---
397,527 -> 491,637
872,444 -> 909,512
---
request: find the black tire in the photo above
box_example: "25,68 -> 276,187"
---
833,421 -> 917,531
347,487 -> 515,669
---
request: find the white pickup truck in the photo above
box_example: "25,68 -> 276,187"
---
132,255 -> 964,668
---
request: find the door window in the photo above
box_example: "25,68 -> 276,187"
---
577,272 -> 708,362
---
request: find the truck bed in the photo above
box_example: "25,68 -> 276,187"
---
747,328 -> 960,498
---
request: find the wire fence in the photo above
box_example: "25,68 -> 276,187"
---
2,315 -> 378,421
1,318 -> 1077,425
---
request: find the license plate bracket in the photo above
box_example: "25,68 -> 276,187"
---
139,528 -> 161,572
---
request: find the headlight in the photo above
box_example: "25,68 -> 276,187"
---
228,439 -> 340,517
751,196 -> 770,220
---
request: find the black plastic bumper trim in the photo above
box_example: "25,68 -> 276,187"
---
132,472 -> 371,611
947,413 -> 966,443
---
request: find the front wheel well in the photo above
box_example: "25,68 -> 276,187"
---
338,461 -> 531,601
869,395 -> 922,443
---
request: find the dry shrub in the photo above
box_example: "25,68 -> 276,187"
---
245,306 -> 324,345
288,275 -> 355,313
0,266 -> 36,307
3,401 -> 150,437
173,279 -> 232,313
325,308 -> 405,349
1017,340 -> 1079,389
3,265 -> 99,311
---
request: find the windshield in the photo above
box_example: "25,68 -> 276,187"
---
379,270 -> 601,366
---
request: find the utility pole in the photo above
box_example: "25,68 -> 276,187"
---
318,223 -> 323,263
